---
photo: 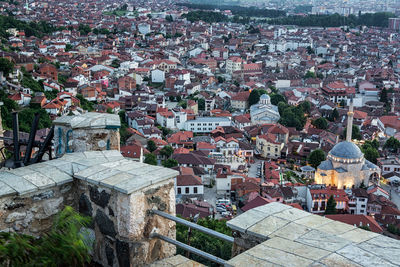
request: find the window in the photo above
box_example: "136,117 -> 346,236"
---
361,205 -> 366,208
360,209 -> 364,213
203,123 -> 207,126
177,188 -> 181,194
209,123 -> 212,126
185,187 -> 189,194
194,187 -> 198,194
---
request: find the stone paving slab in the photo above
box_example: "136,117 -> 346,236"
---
150,255 -> 206,267
263,237 -> 331,261
227,252 -> 279,266
226,209 -> 267,232
268,222 -> 312,240
0,180 -> 17,196
245,243 -> 314,267
54,112 -> 120,129
227,203 -> 400,267
336,244 -> 396,267
247,216 -> 290,239
317,253 -> 362,267
296,229 -> 351,252
0,171 -> 38,195
0,150 -> 178,197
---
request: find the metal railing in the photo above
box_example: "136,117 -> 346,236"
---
151,209 -> 234,266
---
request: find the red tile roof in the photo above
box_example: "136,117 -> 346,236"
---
325,214 -> 383,233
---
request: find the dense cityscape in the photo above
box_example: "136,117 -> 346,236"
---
0,0 -> 400,266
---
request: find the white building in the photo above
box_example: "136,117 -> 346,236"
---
175,174 -> 204,196
226,56 -> 242,75
250,94 -> 280,125
151,69 -> 165,83
185,117 -> 231,133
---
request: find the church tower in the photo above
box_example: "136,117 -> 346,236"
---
346,96 -> 354,142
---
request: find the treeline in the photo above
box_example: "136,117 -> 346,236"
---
178,3 -> 286,18
182,11 -> 228,23
269,12 -> 396,28
0,15 -> 59,38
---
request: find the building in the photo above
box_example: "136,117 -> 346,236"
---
226,56 -> 242,75
256,134 -> 284,159
184,117 -> 231,133
306,185 -> 348,214
175,174 -> 204,197
377,115 -> 400,137
231,91 -> 250,110
250,94 -> 280,125
314,99 -> 380,189
347,188 -> 368,215
377,156 -> 400,175
389,18 -> 400,31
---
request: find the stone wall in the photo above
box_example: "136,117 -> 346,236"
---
0,182 -> 75,236
77,180 -> 176,267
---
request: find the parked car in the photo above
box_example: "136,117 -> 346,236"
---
216,206 -> 226,212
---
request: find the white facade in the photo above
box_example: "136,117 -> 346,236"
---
176,185 -> 204,196
151,69 -> 165,83
185,117 -> 231,133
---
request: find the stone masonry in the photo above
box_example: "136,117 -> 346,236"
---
0,150 -> 179,267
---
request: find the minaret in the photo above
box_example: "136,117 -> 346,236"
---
391,95 -> 395,113
346,96 -> 354,142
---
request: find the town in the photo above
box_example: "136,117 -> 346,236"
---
0,0 -> 400,266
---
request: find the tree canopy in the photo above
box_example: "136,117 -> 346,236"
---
361,142 -> 379,164
0,58 -> 14,76
312,117 -> 328,130
269,12 -> 396,28
176,216 -> 232,267
162,158 -> 178,168
384,137 -> 400,152
160,145 -> 174,158
0,15 -> 59,38
308,149 -> 326,168
147,140 -> 157,153
144,153 -> 157,165
325,195 -> 337,215
343,125 -> 362,140
278,102 -> 309,131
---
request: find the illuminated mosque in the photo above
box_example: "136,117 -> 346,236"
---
314,98 -> 380,189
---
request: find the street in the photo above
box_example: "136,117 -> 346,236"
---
248,159 -> 262,178
381,183 -> 400,209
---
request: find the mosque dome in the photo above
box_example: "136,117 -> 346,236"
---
328,141 -> 364,162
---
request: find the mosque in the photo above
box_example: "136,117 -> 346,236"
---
250,94 -> 280,125
314,98 -> 380,189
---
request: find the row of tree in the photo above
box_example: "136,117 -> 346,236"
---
269,12 -> 396,28
178,3 -> 286,18
0,15 -> 59,38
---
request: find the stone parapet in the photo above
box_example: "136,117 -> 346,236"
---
0,150 -> 179,267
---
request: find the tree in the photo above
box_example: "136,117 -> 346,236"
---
162,158 -> 178,168
312,117 -> 328,130
198,98 -> 205,111
147,140 -> 157,152
343,125 -> 362,140
299,101 -> 311,114
110,59 -> 120,68
166,15 -> 173,22
362,145 -> 379,164
308,149 -> 326,168
325,195 -> 337,215
160,145 -> 174,158
0,58 -> 14,76
380,88 -> 388,103
248,90 -> 261,106
304,71 -> 316,79
328,108 -> 339,122
359,180 -> 367,189
65,44 -> 73,52
144,153 -> 157,165
0,206 -> 91,266
176,216 -> 232,266
270,93 -> 286,105
78,24 -> 91,35
384,137 -> 400,152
